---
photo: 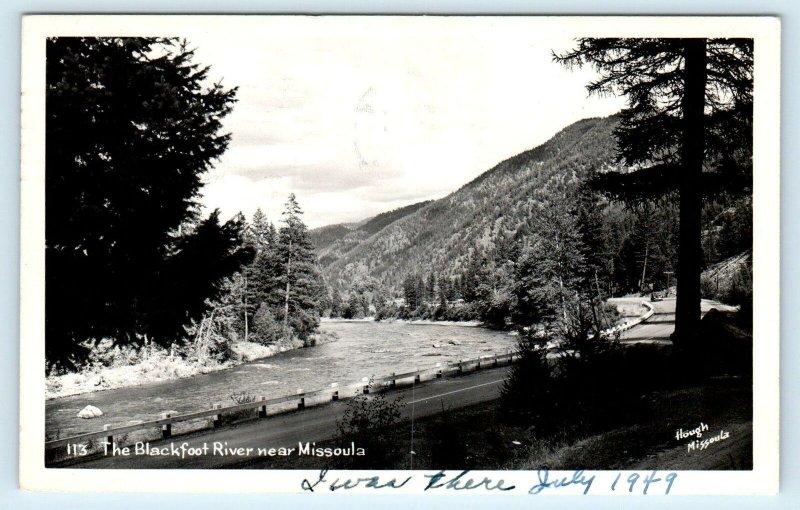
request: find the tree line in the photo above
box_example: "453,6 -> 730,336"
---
499,36 -> 754,433
45,38 -> 323,370
324,37 -> 753,351
209,196 -> 325,351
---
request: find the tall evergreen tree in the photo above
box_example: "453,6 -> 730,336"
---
46,37 -> 249,367
512,194 -> 589,331
238,209 -> 279,341
555,38 -> 753,347
247,208 -> 273,250
426,272 -> 436,302
330,288 -> 343,318
277,194 -> 323,341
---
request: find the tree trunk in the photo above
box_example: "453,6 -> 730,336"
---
244,275 -> 249,342
672,39 -> 707,349
284,238 -> 292,339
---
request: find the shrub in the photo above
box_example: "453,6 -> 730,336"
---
230,391 -> 258,405
252,304 -> 283,345
501,322 -> 678,438
500,335 -> 557,431
335,381 -> 404,468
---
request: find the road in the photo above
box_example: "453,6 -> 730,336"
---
617,297 -> 676,344
58,365 -> 511,469
616,297 -> 736,344
58,296 -> 735,469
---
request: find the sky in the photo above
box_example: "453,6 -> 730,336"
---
181,17 -> 627,229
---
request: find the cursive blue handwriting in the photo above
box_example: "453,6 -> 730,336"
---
528,469 -> 596,495
424,470 -> 515,491
301,468 -> 412,492
611,470 -> 678,495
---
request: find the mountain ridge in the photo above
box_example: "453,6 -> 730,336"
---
317,115 -> 620,295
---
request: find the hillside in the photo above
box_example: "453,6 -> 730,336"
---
319,115 -> 620,295
311,200 -> 433,265
309,224 -> 355,251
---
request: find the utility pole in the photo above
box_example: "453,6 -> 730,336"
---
639,245 -> 649,293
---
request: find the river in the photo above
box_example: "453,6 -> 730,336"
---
45,320 -> 517,439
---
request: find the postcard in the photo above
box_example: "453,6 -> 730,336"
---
20,15 -> 780,495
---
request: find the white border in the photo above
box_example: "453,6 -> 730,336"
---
20,15 -> 781,495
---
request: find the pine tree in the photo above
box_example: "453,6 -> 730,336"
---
45,37 -> 248,367
512,194 -> 589,331
402,273 -> 420,309
277,194 -> 323,341
330,288 -> 343,318
427,272 -> 436,303
555,38 -> 753,347
247,208 -> 273,250
239,209 -> 278,341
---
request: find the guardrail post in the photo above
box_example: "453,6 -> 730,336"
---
493,354 -> 498,367
213,403 -> 222,428
258,396 -> 267,419
331,383 -> 339,401
457,360 -> 463,375
436,363 -> 442,378
104,424 -> 113,449
297,389 -> 305,409
414,373 -> 421,384
389,373 -> 396,388
477,358 -> 482,370
161,412 -> 172,439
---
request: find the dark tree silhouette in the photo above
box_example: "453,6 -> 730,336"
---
46,37 -> 251,368
277,194 -> 324,342
555,38 -> 753,347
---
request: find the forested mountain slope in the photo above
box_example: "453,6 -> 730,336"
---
321,115 -> 621,295
311,200 -> 433,265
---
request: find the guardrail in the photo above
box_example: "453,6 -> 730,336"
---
45,351 -> 518,452
601,300 -> 655,337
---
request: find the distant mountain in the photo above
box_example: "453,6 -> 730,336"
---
309,224 -> 356,251
360,200 -> 434,237
310,200 -> 433,264
318,115 -> 620,294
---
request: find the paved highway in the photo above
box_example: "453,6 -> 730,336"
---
617,297 -> 736,344
60,365 -> 511,469
59,296 -> 734,469
618,298 -> 675,344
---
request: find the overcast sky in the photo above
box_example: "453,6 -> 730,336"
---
182,17 -> 626,229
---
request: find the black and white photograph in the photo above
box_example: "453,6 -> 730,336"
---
19,15 -> 779,494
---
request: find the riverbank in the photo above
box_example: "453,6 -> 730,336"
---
45,322 -> 515,441
321,317 -> 484,327
45,332 -> 338,400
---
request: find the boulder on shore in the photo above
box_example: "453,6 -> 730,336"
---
77,405 -> 103,419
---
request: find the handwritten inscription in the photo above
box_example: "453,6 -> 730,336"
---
301,468 -> 678,495
301,468 -> 412,492
528,469 -> 595,495
424,470 -> 515,491
610,470 -> 678,495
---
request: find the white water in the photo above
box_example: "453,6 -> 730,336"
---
46,321 -> 516,438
